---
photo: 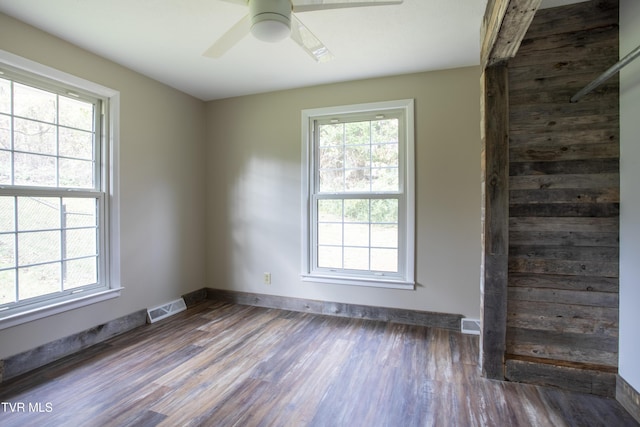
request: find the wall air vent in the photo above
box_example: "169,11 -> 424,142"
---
146,298 -> 187,323
461,318 -> 481,335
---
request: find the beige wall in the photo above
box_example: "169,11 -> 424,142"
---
205,67 -> 481,318
0,13 -> 207,359
619,0 -> 640,393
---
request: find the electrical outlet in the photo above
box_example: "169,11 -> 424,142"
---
263,272 -> 271,285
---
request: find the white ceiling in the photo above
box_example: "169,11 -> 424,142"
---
0,0 -> 584,101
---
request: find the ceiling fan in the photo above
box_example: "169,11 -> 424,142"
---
203,0 -> 403,62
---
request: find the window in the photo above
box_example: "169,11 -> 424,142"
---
301,99 -> 415,289
0,50 -> 120,329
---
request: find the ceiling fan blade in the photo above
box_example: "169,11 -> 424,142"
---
292,0 -> 402,13
203,14 -> 251,58
290,14 -> 335,63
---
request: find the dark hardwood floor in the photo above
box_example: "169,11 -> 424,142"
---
0,301 -> 637,426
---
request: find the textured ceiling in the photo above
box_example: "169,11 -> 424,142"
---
0,0 -> 585,101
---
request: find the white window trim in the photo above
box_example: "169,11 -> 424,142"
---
301,99 -> 415,289
0,49 -> 122,330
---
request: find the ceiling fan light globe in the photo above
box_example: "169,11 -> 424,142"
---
251,15 -> 291,42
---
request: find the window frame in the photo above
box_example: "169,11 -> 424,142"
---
0,49 -> 121,330
301,99 -> 415,289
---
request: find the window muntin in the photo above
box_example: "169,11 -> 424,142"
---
0,64 -> 111,317
302,100 -> 415,289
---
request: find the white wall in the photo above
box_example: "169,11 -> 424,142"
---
0,13 -> 207,359
205,68 -> 481,319
619,0 -> 640,393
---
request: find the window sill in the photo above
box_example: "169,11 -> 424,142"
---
0,287 -> 124,330
302,274 -> 415,290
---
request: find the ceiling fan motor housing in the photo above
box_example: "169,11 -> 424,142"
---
249,0 -> 292,42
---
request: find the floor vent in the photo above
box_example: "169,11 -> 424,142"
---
146,298 -> 187,323
461,318 -> 481,335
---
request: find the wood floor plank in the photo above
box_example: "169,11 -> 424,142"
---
0,302 -> 637,427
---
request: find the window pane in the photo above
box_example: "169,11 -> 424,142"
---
319,169 -> 344,192
344,224 -> 369,247
372,119 -> 398,144
64,257 -> 97,290
318,199 -> 342,222
318,223 -> 341,245
371,167 -> 398,192
0,270 -> 16,304
17,197 -> 60,231
14,117 -> 57,155
344,199 -> 368,222
65,228 -> 96,258
345,145 -> 370,168
14,83 -> 57,123
371,248 -> 397,272
319,146 -> 343,170
371,199 -> 398,223
319,123 -> 343,147
0,78 -> 10,114
0,114 -> 10,149
18,263 -> 60,300
345,168 -> 370,192
372,143 -> 398,167
63,198 -> 97,228
59,127 -> 93,160
18,230 -> 60,265
59,96 -> 93,131
14,152 -> 56,186
344,121 -> 369,145
0,233 -> 15,269
371,224 -> 397,248
344,247 -> 369,270
0,150 -> 9,185
0,197 -> 14,232
59,158 -> 93,188
318,246 -> 341,268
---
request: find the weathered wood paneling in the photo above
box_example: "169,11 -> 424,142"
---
617,375 -> 640,424
181,288 -> 208,308
508,296 -> 618,336
206,288 -> 463,330
509,272 -> 619,293
480,63 -> 510,380
506,358 -> 617,397
506,327 -> 618,366
519,0 -> 618,39
1,309 -> 147,383
510,202 -> 619,217
510,158 -> 619,175
481,0 -> 543,68
509,173 -> 619,190
505,0 -> 620,394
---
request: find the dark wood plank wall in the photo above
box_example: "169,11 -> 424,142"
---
504,0 -> 620,396
480,64 -> 510,380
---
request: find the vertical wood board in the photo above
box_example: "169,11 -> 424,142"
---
480,63 -> 510,380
